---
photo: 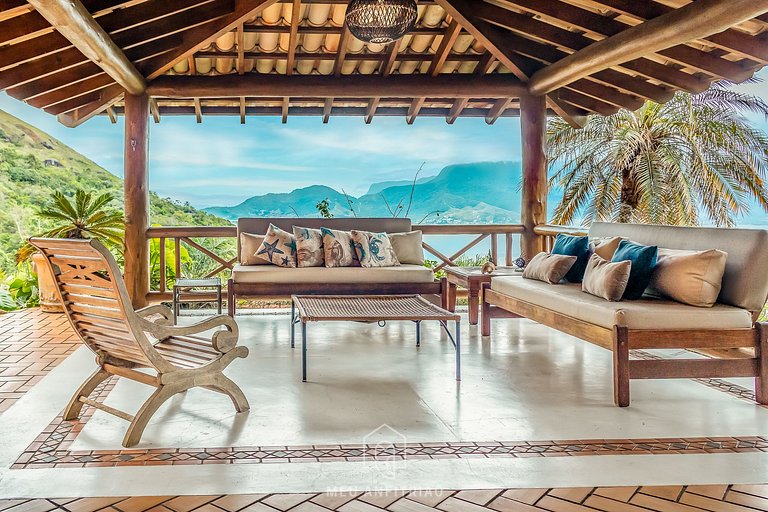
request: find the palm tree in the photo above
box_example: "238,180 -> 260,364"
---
547,81 -> 768,227
17,189 -> 124,261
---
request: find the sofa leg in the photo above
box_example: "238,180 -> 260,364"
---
227,279 -> 236,317
756,322 -> 768,404
613,326 -> 630,407
439,277 -> 449,311
481,283 -> 491,337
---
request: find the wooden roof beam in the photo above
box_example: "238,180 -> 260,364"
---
408,18 -> 462,123
106,106 -> 117,124
485,98 -> 511,125
527,0 -> 767,95
368,38 -> 402,123
150,97 -> 161,123
194,97 -> 202,123
324,21 -> 350,124
240,97 -> 246,124
285,0 -> 302,76
585,0 -> 768,64
236,23 -> 246,74
26,0 -> 146,95
59,0 -> 281,127
147,74 -> 528,99
364,98 -> 380,124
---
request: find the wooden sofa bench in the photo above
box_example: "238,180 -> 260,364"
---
481,222 -> 768,407
228,217 -> 447,315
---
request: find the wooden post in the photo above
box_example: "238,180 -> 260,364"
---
520,93 -> 547,260
123,93 -> 150,308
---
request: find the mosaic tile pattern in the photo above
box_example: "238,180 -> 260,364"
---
3,485 -> 768,512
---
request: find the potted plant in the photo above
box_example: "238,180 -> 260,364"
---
17,190 -> 124,312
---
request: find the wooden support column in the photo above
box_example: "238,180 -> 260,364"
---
123,93 -> 150,308
520,93 -> 547,260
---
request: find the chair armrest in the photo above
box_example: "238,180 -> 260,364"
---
137,314 -> 240,353
135,304 -> 175,326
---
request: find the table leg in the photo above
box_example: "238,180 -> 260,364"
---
173,287 -> 179,324
301,321 -> 307,382
291,301 -> 296,348
448,282 -> 457,313
456,319 -> 461,381
468,286 -> 480,325
416,321 -> 421,347
217,285 -> 222,315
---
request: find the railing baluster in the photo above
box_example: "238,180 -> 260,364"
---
505,233 -> 513,266
174,238 -> 181,280
490,234 -> 498,264
159,237 -> 166,293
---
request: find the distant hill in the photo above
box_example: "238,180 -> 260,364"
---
0,109 -> 230,272
205,161 -> 523,224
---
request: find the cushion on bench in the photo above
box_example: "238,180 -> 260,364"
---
232,264 -> 435,284
490,276 -> 752,330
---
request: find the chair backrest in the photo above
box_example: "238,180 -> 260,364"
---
29,238 -> 154,367
588,222 -> 768,312
236,217 -> 413,260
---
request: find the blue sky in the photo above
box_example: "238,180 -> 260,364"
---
1,69 -> 766,209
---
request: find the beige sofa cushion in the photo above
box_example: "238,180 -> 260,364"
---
232,264 -> 434,284
648,248 -> 727,307
589,222 -> 768,311
389,231 -> 424,265
490,276 -> 751,330
522,252 -> 576,284
240,233 -> 269,265
590,236 -> 623,260
582,254 -> 631,302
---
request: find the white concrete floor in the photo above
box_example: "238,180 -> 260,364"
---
1,311 -> 767,497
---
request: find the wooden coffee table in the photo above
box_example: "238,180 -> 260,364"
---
445,266 -> 522,325
290,295 -> 461,382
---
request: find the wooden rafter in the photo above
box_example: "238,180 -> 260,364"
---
526,0 -> 765,95
408,18 -> 462,124
193,97 -> 202,123
240,97 -> 246,124
58,84 -> 123,127
367,38 -> 402,123
26,0 -> 146,94
106,106 -> 117,124
447,51 -> 495,123
282,0 -> 302,123
236,23 -> 245,75
149,97 -> 160,123
323,22 -> 351,124
59,0 -> 281,127
147,74 -> 528,99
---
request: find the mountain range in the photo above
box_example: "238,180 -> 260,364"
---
205,161 -> 525,224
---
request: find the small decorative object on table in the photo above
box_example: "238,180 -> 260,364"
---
481,261 -> 496,275
513,257 -> 526,271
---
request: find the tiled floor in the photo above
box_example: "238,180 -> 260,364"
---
3,486 -> 768,512
2,308 -> 768,502
0,309 -> 79,412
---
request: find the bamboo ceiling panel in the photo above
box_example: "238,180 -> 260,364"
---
0,0 -> 765,125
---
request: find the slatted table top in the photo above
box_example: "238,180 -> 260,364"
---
174,278 -> 222,288
292,295 -> 460,323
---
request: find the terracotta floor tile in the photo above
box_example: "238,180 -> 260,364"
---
262,496 -> 316,512
310,493 -> 362,510
730,485 -> 768,499
591,488 -> 637,503
403,493 -> 453,508
115,497 -> 174,512
631,493 -> 719,512
358,492 -> 408,509
388,499 -> 444,512
680,493 -> 760,512
500,490 -> 547,506
1,500 -> 58,512
65,498 -> 128,512
211,496 -> 267,512
486,497 -> 541,512
685,485 -> 728,500
453,491 -> 503,506
637,486 -> 683,501
546,489 -> 592,505
163,497 -> 219,512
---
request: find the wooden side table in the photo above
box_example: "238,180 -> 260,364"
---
444,266 -> 522,325
172,277 -> 223,323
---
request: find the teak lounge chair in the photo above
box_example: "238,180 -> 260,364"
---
29,237 -> 250,447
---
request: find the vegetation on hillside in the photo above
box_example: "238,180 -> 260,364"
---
0,109 -> 231,276
547,81 -> 768,227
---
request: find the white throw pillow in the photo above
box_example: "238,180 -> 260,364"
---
388,230 -> 424,265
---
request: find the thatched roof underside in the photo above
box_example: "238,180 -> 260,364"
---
0,0 -> 766,126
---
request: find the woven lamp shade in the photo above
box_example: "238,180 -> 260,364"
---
345,0 -> 418,45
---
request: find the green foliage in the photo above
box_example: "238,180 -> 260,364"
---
548,81 -> 768,227
149,236 -> 191,290
0,263 -> 38,311
424,252 -> 492,279
0,108 -> 232,276
315,198 -> 334,218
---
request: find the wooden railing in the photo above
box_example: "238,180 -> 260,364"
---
534,224 -> 589,252
145,224 -> 525,301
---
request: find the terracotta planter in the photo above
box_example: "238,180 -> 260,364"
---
31,252 -> 63,313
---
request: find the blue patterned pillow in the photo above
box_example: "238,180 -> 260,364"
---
551,233 -> 590,283
350,231 -> 400,268
611,240 -> 658,300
